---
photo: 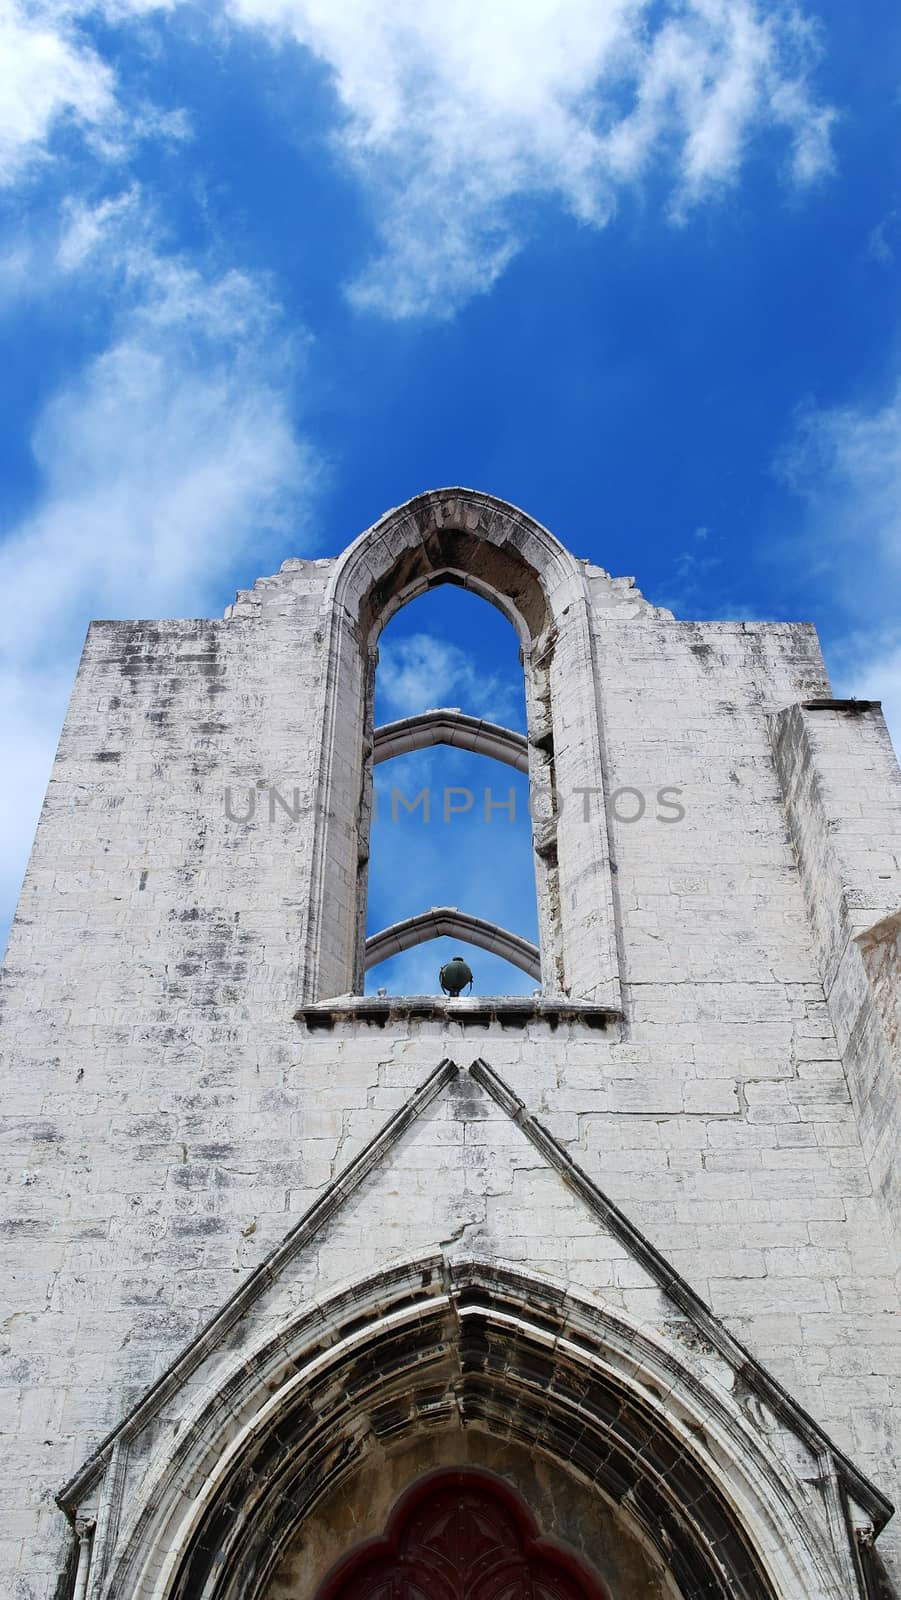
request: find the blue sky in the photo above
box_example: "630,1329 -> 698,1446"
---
2,0 -> 900,990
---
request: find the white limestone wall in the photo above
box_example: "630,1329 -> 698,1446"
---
770,701 -> 901,1265
1,554 -> 900,1596
581,609 -> 901,1566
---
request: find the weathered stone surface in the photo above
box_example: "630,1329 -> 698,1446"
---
0,490 -> 899,1600
265,1429 -> 680,1599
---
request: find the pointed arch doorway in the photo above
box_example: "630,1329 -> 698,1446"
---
316,1471 -> 609,1600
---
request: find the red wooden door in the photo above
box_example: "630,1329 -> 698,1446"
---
317,1471 -> 606,1600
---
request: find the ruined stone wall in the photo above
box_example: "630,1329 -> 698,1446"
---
1,527 -> 900,1598
770,701 -> 901,1264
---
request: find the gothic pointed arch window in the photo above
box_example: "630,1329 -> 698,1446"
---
364,582 -> 538,995
301,491 -> 620,1010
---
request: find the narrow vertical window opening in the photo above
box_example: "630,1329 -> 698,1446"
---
361,584 -> 543,996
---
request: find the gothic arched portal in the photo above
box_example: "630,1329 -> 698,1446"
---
313,1470 -> 609,1600
80,1257 -> 876,1600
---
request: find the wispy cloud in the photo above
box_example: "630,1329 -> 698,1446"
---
222,0 -> 836,316
1,0 -> 837,317
0,0 -> 189,187
55,184 -> 140,269
3,199 -> 311,644
376,632 -> 524,727
779,382 -> 901,753
837,636 -> 901,756
0,191 -> 316,939
658,523 -> 726,614
866,207 -> 901,267
778,384 -> 901,605
0,0 -> 115,185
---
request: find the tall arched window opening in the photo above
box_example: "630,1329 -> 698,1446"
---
364,585 -> 538,995
301,491 -> 620,1010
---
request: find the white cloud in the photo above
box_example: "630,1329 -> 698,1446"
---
605,0 -> 834,206
0,0 -> 837,314
0,0 -> 188,188
780,384 -> 901,754
221,0 -> 836,315
55,182 -> 140,268
1,266 -> 310,647
0,0 -> 115,183
779,385 -> 901,601
839,637 -> 901,760
867,207 -> 901,266
376,632 -> 523,726
0,199 -> 316,943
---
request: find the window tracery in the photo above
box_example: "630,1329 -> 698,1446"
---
300,490 -> 620,1010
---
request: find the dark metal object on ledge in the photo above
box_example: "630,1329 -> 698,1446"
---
439,955 -> 474,996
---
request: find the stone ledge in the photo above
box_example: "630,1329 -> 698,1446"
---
293,996 -> 621,1032
801,697 -> 882,713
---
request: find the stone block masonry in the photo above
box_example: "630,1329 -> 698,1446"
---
1,490 -> 899,1600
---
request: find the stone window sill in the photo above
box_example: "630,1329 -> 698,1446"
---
293,995 -> 621,1031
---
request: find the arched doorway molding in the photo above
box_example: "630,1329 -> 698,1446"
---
314,1467 -> 611,1600
300,489 -> 620,1007
83,1258 -> 872,1600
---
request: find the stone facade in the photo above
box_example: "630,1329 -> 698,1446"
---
1,489 -> 900,1599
